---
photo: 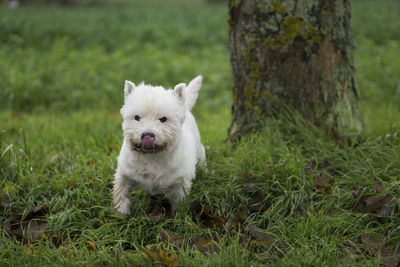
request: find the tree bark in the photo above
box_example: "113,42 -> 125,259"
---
229,0 -> 363,141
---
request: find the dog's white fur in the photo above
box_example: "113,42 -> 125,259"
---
113,76 -> 205,215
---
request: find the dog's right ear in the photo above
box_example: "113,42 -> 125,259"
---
124,80 -> 135,97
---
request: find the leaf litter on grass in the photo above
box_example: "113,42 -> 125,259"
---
359,233 -> 400,266
141,197 -> 287,265
4,204 -> 49,242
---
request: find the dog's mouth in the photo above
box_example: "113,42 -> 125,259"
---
129,139 -> 164,153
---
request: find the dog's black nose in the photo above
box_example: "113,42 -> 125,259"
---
141,132 -> 155,140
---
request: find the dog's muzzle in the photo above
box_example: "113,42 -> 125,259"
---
141,132 -> 155,150
129,132 -> 164,153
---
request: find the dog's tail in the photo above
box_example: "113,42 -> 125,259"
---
185,75 -> 203,111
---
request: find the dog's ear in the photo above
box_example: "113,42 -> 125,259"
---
173,83 -> 186,104
124,80 -> 135,97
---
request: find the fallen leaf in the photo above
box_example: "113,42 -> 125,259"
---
239,233 -> 250,247
241,172 -> 252,180
361,233 -> 383,254
5,204 -> 49,242
86,160 -> 98,167
373,181 -> 384,193
143,195 -> 172,223
314,172 -> 333,193
190,200 -> 224,229
143,205 -> 166,223
108,141 -> 120,153
66,180 -> 77,187
296,200 -> 309,216
224,209 -> 249,232
2,182 -> 18,196
23,246 -> 38,257
247,224 -> 274,245
93,221 -> 102,229
159,230 -> 185,249
159,230 -> 220,255
24,222 -> 47,241
353,195 -> 396,217
352,185 -> 362,198
304,159 -> 317,172
360,233 -> 400,266
340,246 -> 363,265
193,237 -> 220,255
142,246 -> 179,267
321,158 -> 332,169
86,241 -> 97,252
242,177 -> 268,212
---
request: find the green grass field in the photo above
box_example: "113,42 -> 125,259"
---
1,0 -> 399,266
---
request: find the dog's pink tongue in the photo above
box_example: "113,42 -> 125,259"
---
142,135 -> 155,149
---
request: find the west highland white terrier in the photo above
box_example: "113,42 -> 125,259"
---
113,76 -> 206,215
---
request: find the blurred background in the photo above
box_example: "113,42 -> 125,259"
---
0,0 -> 399,136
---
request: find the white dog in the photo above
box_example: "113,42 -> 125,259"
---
113,76 -> 206,215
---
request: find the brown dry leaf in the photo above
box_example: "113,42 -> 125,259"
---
373,181 -> 384,193
340,246 -> 363,265
304,159 -> 317,172
321,158 -> 332,169
190,200 -> 224,229
361,233 -> 384,254
247,224 -> 274,246
23,246 -> 38,257
24,222 -> 47,241
241,172 -> 252,180
143,205 -> 166,223
2,182 -> 18,196
6,204 -> 50,241
242,177 -> 268,212
380,246 -> 400,267
193,237 -> 220,255
360,233 -> 400,266
352,185 -> 362,198
159,230 -> 185,249
8,220 -> 48,242
86,241 -> 97,252
296,200 -> 309,216
66,180 -> 77,187
142,246 -> 179,267
224,209 -> 249,232
314,172 -> 333,193
86,160 -> 99,167
353,195 -> 396,217
159,230 -> 220,255
108,141 -> 120,153
239,233 -> 250,247
93,221 -> 102,229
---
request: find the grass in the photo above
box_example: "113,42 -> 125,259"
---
1,0 -> 400,266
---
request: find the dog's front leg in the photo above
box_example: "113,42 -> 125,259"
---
169,182 -> 190,212
113,174 -> 135,215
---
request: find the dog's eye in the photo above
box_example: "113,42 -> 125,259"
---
159,116 -> 167,123
134,115 -> 140,121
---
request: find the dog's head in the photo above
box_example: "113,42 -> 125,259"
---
120,80 -> 187,153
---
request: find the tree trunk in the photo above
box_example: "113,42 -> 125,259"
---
229,0 -> 363,141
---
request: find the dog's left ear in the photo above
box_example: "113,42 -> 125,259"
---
124,80 -> 136,97
173,83 -> 186,104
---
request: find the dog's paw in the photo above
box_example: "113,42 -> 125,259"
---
113,198 -> 131,216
